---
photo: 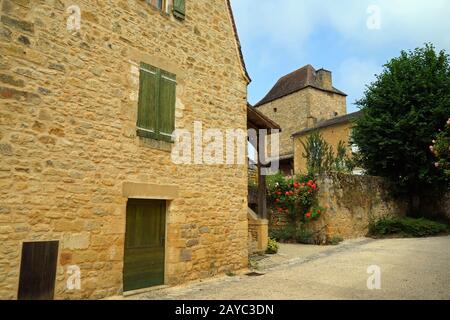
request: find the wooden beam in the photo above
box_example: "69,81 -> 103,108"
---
257,133 -> 267,219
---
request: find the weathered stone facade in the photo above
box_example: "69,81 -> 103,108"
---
255,66 -> 347,158
310,174 -> 408,239
247,208 -> 268,254
0,0 -> 249,299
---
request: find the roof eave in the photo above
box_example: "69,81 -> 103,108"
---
254,85 -> 347,108
226,0 -> 251,84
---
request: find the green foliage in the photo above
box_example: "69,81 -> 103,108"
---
431,119 -> 450,179
335,141 -> 354,172
301,131 -> 334,175
301,131 -> 353,175
269,225 -> 315,244
266,238 -> 279,254
351,44 -> 450,205
269,225 -> 296,242
248,178 -> 258,189
267,173 -> 322,223
368,217 -> 448,238
294,227 -> 315,244
326,235 -> 344,245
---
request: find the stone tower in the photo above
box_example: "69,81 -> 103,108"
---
254,64 -> 347,174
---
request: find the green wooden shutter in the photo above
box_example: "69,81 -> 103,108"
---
158,70 -> 176,142
173,0 -> 185,20
137,63 -> 158,136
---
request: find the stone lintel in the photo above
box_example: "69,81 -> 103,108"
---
122,182 -> 179,200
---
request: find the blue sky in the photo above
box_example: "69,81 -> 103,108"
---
230,0 -> 450,113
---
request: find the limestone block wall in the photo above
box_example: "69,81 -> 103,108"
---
0,0 -> 248,299
255,89 -> 309,157
308,174 -> 408,239
418,193 -> 450,221
247,208 -> 268,254
268,174 -> 409,239
256,87 -> 346,157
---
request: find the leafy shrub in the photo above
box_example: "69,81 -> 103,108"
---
301,131 -> 353,175
294,227 -> 315,244
266,238 -> 279,254
267,172 -> 324,223
351,44 -> 450,207
431,118 -> 450,179
327,235 -> 344,245
369,217 -> 448,238
269,225 -> 296,242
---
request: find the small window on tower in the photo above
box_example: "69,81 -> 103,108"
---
274,108 -> 278,113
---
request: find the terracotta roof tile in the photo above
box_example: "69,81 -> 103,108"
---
255,65 -> 346,107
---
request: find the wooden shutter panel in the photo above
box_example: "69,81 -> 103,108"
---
18,241 -> 59,300
158,70 -> 176,142
137,63 -> 158,135
173,0 -> 185,20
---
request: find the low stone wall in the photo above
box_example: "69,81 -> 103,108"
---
307,173 -> 408,240
418,193 -> 450,221
269,173 -> 409,240
248,209 -> 268,254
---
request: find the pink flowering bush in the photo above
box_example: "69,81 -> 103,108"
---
430,118 -> 450,178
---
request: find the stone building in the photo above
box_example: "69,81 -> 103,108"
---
292,111 -> 362,174
0,0 -> 250,299
255,64 -> 347,175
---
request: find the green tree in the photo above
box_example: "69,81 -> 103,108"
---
431,118 -> 450,179
351,44 -> 450,215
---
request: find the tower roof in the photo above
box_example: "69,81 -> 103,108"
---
255,64 -> 347,107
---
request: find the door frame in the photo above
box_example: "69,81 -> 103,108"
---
122,198 -> 169,294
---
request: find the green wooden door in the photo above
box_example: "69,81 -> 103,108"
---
124,199 -> 166,292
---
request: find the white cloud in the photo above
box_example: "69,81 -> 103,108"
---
231,0 -> 450,106
231,0 -> 450,52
